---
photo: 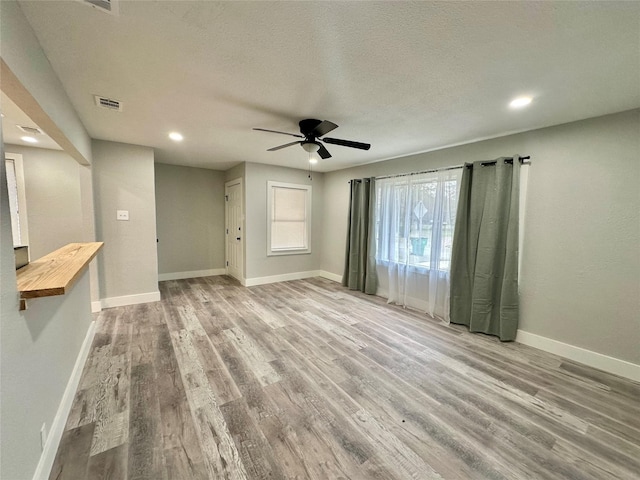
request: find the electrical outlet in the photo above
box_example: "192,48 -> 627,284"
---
40,423 -> 47,451
116,210 -> 129,221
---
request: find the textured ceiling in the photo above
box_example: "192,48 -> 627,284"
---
17,0 -> 640,172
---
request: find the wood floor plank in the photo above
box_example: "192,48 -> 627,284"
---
127,363 -> 167,480
190,332 -> 243,405
50,276 -> 640,480
48,423 -> 94,480
335,354 -> 513,479
162,446 -> 209,480
170,328 -> 249,479
87,444 -> 128,480
149,324 -> 209,480
220,397 -> 287,479
90,352 -> 130,455
223,327 -> 282,386
64,387 -> 96,430
260,380 -> 365,480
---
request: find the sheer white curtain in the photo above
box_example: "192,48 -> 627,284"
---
375,168 -> 463,322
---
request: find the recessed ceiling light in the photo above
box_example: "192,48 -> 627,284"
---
509,96 -> 533,108
21,136 -> 38,144
309,158 -> 318,164
169,132 -> 183,142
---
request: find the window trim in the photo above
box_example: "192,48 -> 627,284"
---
266,181 -> 312,256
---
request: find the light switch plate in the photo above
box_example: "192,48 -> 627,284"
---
116,210 -> 129,221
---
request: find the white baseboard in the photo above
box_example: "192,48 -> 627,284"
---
243,270 -> 342,287
91,301 -> 102,313
318,270 -> 342,283
158,268 -> 226,281
516,330 -> 640,383
244,270 -> 323,287
32,320 -> 97,480
100,291 -> 161,309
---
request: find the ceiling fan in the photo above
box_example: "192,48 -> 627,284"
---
253,119 -> 371,159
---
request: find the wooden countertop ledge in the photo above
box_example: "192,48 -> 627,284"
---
17,242 -> 103,299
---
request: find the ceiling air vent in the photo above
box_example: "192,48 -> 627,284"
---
94,95 -> 123,112
79,0 -> 119,16
16,125 -> 43,135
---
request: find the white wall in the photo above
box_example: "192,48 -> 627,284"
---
0,0 -> 91,164
322,109 -> 640,366
1,127 -> 94,480
155,163 -> 226,277
244,162 -> 324,280
5,145 -> 84,259
92,140 -> 159,304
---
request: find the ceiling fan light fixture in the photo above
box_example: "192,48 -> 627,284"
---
301,142 -> 320,153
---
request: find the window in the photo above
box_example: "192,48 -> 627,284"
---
375,169 -> 462,272
374,169 -> 462,319
267,181 -> 311,255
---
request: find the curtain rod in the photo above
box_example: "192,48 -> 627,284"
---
372,156 -> 531,181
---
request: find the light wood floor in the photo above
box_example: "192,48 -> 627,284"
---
50,276 -> 640,479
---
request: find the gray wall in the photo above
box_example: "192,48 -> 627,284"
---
92,140 -> 159,300
155,163 -> 225,275
244,162 -> 324,279
5,145 -> 84,259
322,109 -> 640,365
0,7 -> 97,476
1,131 -> 94,480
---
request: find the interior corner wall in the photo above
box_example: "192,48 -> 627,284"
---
78,163 -> 100,304
1,123 -> 93,480
0,0 -> 92,163
224,162 -> 245,184
92,140 -> 159,302
322,109 -> 640,366
244,162 -> 324,280
155,163 -> 226,276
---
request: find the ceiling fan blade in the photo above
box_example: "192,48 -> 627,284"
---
312,120 -> 338,138
254,128 -> 304,138
323,137 -> 371,150
317,143 -> 332,159
267,141 -> 302,151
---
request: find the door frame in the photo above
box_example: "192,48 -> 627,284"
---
4,153 -> 29,247
224,178 -> 244,282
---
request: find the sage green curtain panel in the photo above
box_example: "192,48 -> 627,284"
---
343,178 -> 377,294
450,157 -> 521,341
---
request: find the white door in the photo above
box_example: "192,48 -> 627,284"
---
225,179 -> 243,282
